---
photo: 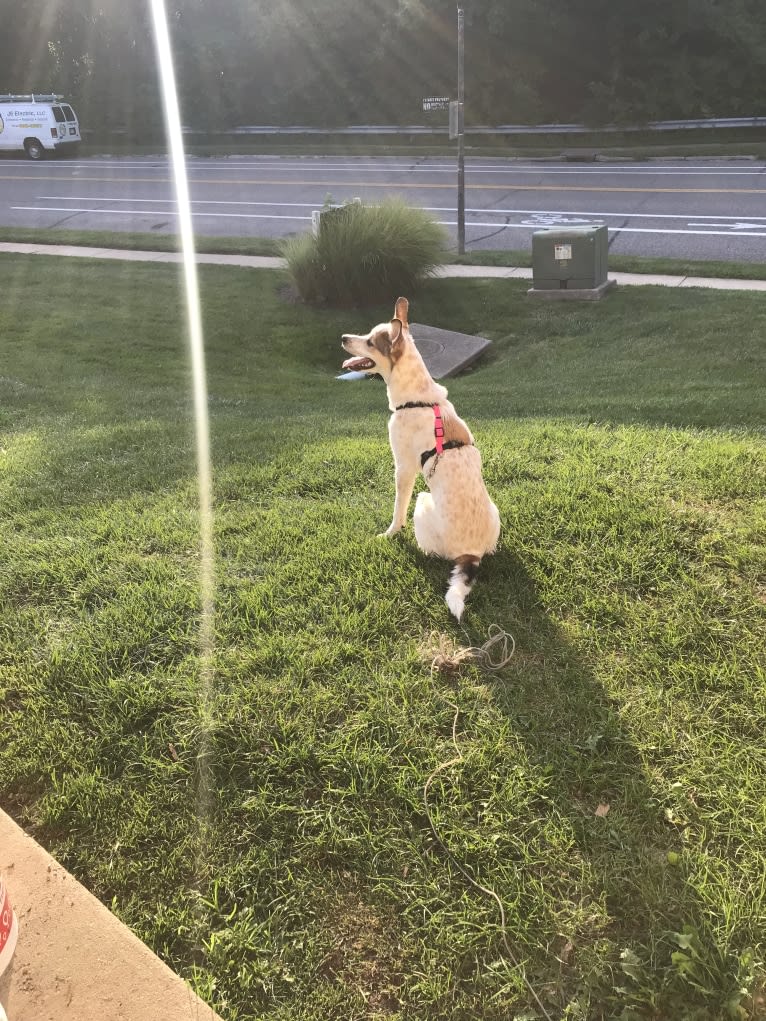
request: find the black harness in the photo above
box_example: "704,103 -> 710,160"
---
419,440 -> 467,469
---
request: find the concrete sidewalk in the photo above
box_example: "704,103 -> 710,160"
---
0,809 -> 221,1021
2,241 -> 766,291
434,262 -> 766,292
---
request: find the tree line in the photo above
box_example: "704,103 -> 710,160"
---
1,0 -> 764,137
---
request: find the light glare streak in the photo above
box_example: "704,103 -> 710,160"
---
148,0 -> 216,817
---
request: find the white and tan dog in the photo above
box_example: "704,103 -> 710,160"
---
341,297 -> 500,620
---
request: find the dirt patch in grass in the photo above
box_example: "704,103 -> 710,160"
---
319,889 -> 404,1014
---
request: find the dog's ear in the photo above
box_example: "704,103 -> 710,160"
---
394,297 -> 409,327
390,317 -> 404,355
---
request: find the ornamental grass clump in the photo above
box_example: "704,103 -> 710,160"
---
282,198 -> 448,306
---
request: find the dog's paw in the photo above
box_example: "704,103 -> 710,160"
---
378,525 -> 402,538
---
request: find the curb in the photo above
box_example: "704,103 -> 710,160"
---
0,809 -> 221,1021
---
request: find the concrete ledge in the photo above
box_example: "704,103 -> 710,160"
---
0,808 -> 221,1021
410,322 -> 492,378
527,279 -> 617,301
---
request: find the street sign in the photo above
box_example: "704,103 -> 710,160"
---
423,96 -> 450,111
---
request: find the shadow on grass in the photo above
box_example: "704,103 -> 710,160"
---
421,548 -> 747,1018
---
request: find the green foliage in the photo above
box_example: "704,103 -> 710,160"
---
282,199 -> 448,307
3,0 -> 766,136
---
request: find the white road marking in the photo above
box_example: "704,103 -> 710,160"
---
33,196 -> 766,224
38,195 -> 316,208
12,204 -> 313,222
13,204 -> 766,237
462,223 -> 766,238
687,221 -> 766,230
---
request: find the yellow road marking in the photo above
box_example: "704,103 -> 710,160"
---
1,174 -> 766,195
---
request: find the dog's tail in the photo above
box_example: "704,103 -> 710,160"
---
445,555 -> 482,621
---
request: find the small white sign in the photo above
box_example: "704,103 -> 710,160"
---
554,243 -> 573,261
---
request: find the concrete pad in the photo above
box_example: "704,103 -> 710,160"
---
527,279 -> 616,301
410,322 -> 492,378
0,808 -> 221,1021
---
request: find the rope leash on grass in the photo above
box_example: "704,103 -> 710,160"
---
424,625 -> 554,1021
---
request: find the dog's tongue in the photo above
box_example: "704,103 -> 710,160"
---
342,356 -> 374,371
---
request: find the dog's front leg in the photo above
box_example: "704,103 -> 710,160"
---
380,456 -> 419,537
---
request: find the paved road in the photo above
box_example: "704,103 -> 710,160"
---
2,154 -> 766,261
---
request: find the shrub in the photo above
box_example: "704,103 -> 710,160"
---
282,198 -> 448,307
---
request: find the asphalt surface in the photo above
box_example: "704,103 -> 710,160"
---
2,154 -> 766,261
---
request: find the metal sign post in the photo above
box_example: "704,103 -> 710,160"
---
457,3 -> 465,256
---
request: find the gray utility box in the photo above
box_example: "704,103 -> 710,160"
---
311,197 -> 361,237
528,225 -> 614,300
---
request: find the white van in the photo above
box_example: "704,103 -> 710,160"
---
0,94 -> 81,159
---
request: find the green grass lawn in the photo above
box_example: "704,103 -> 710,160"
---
0,225 -> 283,258
1,255 -> 765,1020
